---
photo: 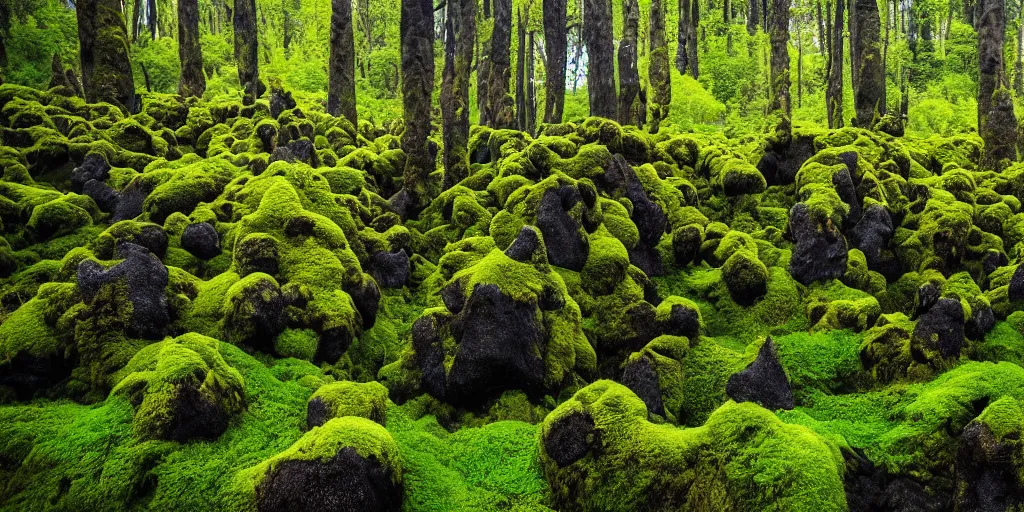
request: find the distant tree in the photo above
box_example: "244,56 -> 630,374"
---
178,0 -> 206,98
648,0 -> 671,132
328,0 -> 357,127
583,0 -> 616,118
543,0 -> 567,123
768,0 -> 791,143
850,0 -> 885,127
676,0 -> 698,77
396,0 -> 435,216
441,0 -> 476,189
234,0 -> 264,104
826,0 -> 844,128
480,0 -> 515,128
978,0 -> 1018,170
618,0 -> 644,126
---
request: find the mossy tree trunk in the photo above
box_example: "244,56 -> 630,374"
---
826,0 -> 844,128
526,31 -> 537,134
768,0 -> 791,144
234,0 -> 264,104
850,0 -> 885,127
648,0 -> 671,133
978,0 -> 1018,170
480,0 -> 514,128
328,0 -> 357,128
76,0 -> 139,113
584,0 -> 616,119
441,0 -> 476,190
676,0 -> 699,77
398,0 -> 435,215
747,0 -> 760,34
516,8 -> 527,130
617,0 -> 644,126
543,0 -> 567,123
178,0 -> 206,98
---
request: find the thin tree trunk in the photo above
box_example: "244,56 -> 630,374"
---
516,8 -> 527,130
584,0 -> 617,118
178,0 -> 206,98
649,0 -> 671,132
677,0 -> 698,76
397,0 -> 436,215
827,0 -> 844,127
148,0 -> 157,39
328,0 -> 357,126
441,0 -> 475,189
543,0 -> 567,123
768,0 -> 792,142
480,0 -> 514,127
618,0 -> 643,125
235,0 -> 263,104
526,31 -> 537,134
747,0 -> 760,34
817,0 -> 826,53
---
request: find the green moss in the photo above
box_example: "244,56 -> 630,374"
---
274,328 -> 319,361
308,380 -> 389,425
28,197 -> 93,239
539,380 -> 846,511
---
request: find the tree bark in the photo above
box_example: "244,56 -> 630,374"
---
398,0 -> 436,213
850,0 -> 885,126
648,0 -> 671,133
978,0 -> 1018,170
526,30 -> 537,134
768,0 -> 791,143
480,0 -> 514,127
747,0 -> 760,34
178,0 -> 206,98
516,9 -> 527,130
677,0 -> 699,77
816,0 -> 826,53
543,0 -> 567,123
618,0 -> 644,125
441,0 -> 475,188
77,0 -> 138,113
827,0 -> 844,128
584,0 -> 616,118
148,0 -> 157,39
329,0 -> 358,127
234,0 -> 264,104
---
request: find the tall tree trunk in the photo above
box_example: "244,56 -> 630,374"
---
397,0 -> 435,216
480,0 -> 514,127
526,31 -> 537,134
543,0 -> 567,123
234,0 -> 263,104
77,0 -> 138,113
649,0 -> 671,132
618,0 -> 644,125
978,0 -> 1018,170
441,0 -> 475,189
584,0 -> 616,118
768,0 -> 791,143
328,0 -> 357,126
677,0 -> 698,76
132,0 -> 144,41
178,0 -> 206,98
850,0 -> 885,126
797,22 -> 802,108
1016,0 -> 1023,95
816,0 -> 826,53
484,0 -> 491,18
747,0 -> 760,34
148,0 -> 157,39
827,0 -> 844,127
516,9 -> 527,130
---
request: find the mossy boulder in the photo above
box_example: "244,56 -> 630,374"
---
307,380 -> 389,429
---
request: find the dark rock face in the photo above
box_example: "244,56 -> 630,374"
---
535,187 -> 587,270
77,242 -> 170,339
344,279 -> 380,329
844,450 -> 950,512
848,204 -> 896,277
832,165 -> 861,226
161,381 -> 232,442
672,225 -> 702,266
1009,264 -> 1024,301
181,222 -> 221,259
621,355 -> 664,416
369,250 -> 410,288
70,154 -> 110,192
604,155 -> 667,276
953,421 -> 1023,512
113,178 -> 156,222
726,338 -> 794,410
788,202 -> 848,285
306,397 -> 329,430
504,226 -> 544,263
658,303 -> 701,339
82,180 -> 119,213
911,297 -> 965,359
543,411 -> 600,468
270,84 -> 297,119
965,305 -> 995,340
257,447 -> 402,512
0,351 -> 76,400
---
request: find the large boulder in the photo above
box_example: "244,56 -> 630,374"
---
77,242 -> 170,339
725,338 -> 795,411
788,202 -> 848,285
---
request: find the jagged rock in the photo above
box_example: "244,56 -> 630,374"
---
788,202 -> 848,285
1009,264 -> 1024,301
223,275 -> 286,352
368,250 -> 410,288
504,225 -> 544,263
911,297 -> 965,360
621,355 -> 664,416
82,180 -> 119,213
953,421 -> 1023,511
181,222 -> 221,259
77,242 -> 170,339
535,189 -> 587,270
848,204 -> 895,277
844,450 -> 950,512
113,178 -> 155,222
832,164 -> 861,225
726,338 -> 794,410
70,154 -> 111,192
270,84 -> 297,119
542,411 -> 599,467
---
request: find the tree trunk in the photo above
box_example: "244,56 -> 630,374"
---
584,0 -> 616,118
850,0 -> 885,126
526,31 -> 537,134
132,0 -> 144,41
148,0 -> 157,39
816,0 -> 826,53
397,0 -> 436,214
178,0 -> 206,98
747,0 -> 760,34
978,0 -> 1018,170
618,0 -> 644,125
677,0 -> 698,76
516,9 -> 527,130
1016,0 -> 1023,95
77,0 -> 138,113
797,22 -> 802,108
768,0 -> 791,143
480,0 -> 514,127
543,0 -> 567,123
827,0 -> 844,127
648,0 -> 671,133
441,0 -> 475,189
234,0 -> 263,104
328,0 -> 357,127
